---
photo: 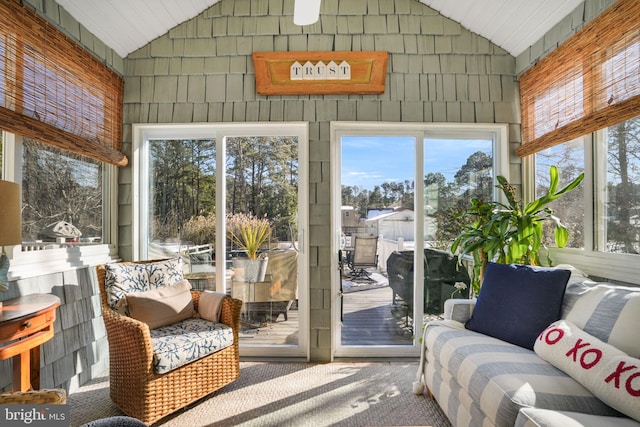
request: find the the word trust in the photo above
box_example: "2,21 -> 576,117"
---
290,60 -> 351,81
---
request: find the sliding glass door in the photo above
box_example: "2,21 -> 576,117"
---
338,134 -> 417,355
133,123 -> 308,358
332,122 -> 508,358
224,135 -> 302,349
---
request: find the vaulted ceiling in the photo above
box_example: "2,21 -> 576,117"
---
55,0 -> 584,59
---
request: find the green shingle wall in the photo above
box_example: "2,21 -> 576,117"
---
20,0 -> 615,365
121,0 -> 518,361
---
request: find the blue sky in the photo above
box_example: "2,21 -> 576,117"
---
341,136 -> 492,190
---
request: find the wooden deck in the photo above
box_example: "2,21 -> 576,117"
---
341,285 -> 413,345
238,271 -> 414,346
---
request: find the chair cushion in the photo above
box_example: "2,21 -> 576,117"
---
563,282 -> 640,358
125,279 -> 194,329
424,323 -> 620,426
150,318 -> 234,374
465,262 -> 570,350
104,258 -> 184,315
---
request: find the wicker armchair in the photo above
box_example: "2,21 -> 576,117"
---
0,388 -> 66,404
96,262 -> 242,425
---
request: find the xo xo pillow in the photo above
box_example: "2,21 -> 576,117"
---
535,320 -> 640,422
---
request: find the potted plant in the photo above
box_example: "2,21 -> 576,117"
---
227,212 -> 273,282
451,166 -> 584,295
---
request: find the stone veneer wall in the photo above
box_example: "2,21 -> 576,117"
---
120,0 -> 520,361
0,0 -> 123,393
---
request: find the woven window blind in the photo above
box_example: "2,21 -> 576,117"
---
0,0 -> 127,166
518,0 -> 640,157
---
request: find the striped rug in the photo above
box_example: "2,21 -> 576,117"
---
69,362 -> 451,427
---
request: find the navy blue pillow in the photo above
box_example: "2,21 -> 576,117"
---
465,263 -> 571,350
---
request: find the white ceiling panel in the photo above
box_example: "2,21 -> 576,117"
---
56,0 -> 221,57
55,0 -> 584,58
420,0 -> 584,56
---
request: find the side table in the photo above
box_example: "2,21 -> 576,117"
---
0,294 -> 60,391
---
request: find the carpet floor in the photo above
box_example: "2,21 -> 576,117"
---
68,362 -> 451,427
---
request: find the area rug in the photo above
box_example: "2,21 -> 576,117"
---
69,362 -> 451,427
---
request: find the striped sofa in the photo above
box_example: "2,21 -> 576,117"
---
416,271 -> 640,427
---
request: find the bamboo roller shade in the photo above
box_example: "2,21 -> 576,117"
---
0,0 -> 127,167
518,0 -> 640,157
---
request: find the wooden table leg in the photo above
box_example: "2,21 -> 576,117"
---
13,350 -> 31,391
1,294 -> 59,392
30,345 -> 41,390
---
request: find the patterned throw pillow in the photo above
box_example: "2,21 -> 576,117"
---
104,263 -> 149,314
535,320 -> 640,422
104,258 -> 184,315
146,258 -> 185,289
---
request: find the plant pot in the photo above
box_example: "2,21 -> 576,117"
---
232,257 -> 268,282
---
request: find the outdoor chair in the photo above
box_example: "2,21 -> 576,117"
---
96,259 -> 242,425
347,236 -> 378,281
181,244 -> 215,273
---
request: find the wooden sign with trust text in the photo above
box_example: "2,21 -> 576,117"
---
252,51 -> 388,95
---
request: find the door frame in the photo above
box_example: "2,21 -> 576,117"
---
132,122 -> 310,359
330,121 -> 509,359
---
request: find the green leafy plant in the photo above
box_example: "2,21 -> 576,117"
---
226,212 -> 273,260
451,166 -> 584,295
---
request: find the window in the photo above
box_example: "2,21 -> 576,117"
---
22,139 -> 103,244
3,132 -> 105,244
533,115 -> 640,283
147,138 -> 217,253
599,116 -> 640,254
535,138 -> 585,250
424,137 -> 496,248
1,130 -> 116,280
